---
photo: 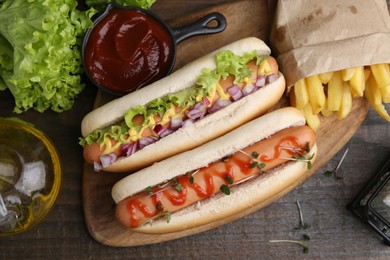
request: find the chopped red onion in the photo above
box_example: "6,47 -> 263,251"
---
93,162 -> 103,172
208,99 -> 232,113
227,85 -> 243,101
100,153 -> 118,168
203,97 -> 211,106
266,74 -> 278,84
121,141 -> 139,157
255,75 -> 266,87
169,116 -> 183,130
153,124 -> 164,135
161,127 -> 175,137
187,102 -> 206,119
154,124 -> 174,137
139,135 -> 159,149
193,102 -> 205,110
182,119 -> 194,128
242,84 -> 255,96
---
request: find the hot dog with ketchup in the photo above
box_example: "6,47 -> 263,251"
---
112,107 -> 317,234
79,37 -> 285,172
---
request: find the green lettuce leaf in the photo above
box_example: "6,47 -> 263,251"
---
167,87 -> 199,108
86,0 -> 156,11
80,49 -> 265,146
0,0 -> 97,113
147,97 -> 172,118
124,105 -> 147,131
215,50 -> 259,84
197,68 -> 220,94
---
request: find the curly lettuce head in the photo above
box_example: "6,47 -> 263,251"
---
0,0 -> 97,113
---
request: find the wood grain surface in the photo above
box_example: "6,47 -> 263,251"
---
83,0 -> 370,247
1,0 -> 390,259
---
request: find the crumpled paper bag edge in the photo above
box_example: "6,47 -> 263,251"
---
277,32 -> 390,87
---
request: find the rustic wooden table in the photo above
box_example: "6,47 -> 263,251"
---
1,0 -> 390,259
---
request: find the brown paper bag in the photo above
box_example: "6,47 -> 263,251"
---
270,0 -> 390,87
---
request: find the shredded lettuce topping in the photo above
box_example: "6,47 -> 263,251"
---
0,0 -> 97,113
79,50 -> 268,147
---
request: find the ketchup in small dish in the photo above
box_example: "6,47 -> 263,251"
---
84,8 -> 175,95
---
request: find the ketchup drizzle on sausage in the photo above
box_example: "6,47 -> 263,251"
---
119,126 -> 315,228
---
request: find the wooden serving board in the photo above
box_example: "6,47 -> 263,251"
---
82,0 -> 369,247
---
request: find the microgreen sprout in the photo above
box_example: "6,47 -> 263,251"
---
280,145 -> 306,155
294,200 -> 310,230
250,161 -> 266,169
146,170 -> 202,197
155,202 -> 164,211
281,152 -> 315,169
146,186 -> 153,195
139,209 -> 172,227
220,184 -> 231,195
269,201 -> 311,253
145,182 -> 172,198
269,234 -> 310,253
237,149 -> 266,170
225,175 -> 234,184
237,149 -> 252,158
280,143 -> 314,169
232,174 -> 257,186
187,169 -> 200,184
323,148 -> 349,179
174,183 -> 182,192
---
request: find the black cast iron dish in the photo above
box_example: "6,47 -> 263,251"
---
82,3 -> 227,96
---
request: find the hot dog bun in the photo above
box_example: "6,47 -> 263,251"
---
81,37 -> 286,172
112,107 -> 317,234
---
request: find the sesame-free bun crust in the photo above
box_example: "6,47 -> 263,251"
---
81,37 -> 286,172
112,107 -> 317,234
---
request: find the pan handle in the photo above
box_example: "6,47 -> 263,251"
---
170,12 -> 227,44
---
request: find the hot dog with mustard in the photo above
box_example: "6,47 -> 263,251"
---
79,37 -> 286,172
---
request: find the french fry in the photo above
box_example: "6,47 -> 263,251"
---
321,106 -> 333,117
338,81 -> 353,120
306,75 -> 326,115
365,75 -> 390,122
364,67 -> 371,81
289,86 -> 297,107
341,68 -> 356,81
370,63 -> 390,88
368,70 -> 390,103
349,78 -> 360,98
370,63 -> 390,102
383,91 -> 390,104
318,72 -> 334,84
351,88 -> 359,98
293,78 -> 309,109
349,66 -> 365,97
386,63 -> 390,75
385,64 -> 390,103
379,86 -> 390,103
371,104 -> 390,122
327,71 -> 343,111
302,103 -> 321,132
366,75 -> 382,105
378,83 -> 390,103
321,90 -> 333,117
